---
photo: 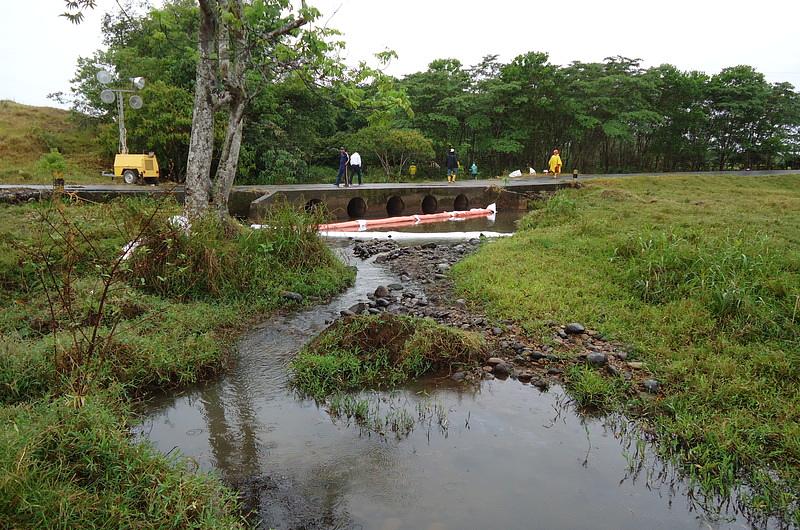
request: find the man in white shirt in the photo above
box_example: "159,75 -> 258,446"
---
349,151 -> 363,186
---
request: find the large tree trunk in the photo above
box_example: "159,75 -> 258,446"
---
212,98 -> 245,218
184,0 -> 217,220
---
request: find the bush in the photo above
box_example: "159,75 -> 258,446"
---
291,313 -> 485,399
129,204 -> 350,300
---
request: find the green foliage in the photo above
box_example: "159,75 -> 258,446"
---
35,149 -> 68,177
0,197 -> 355,526
566,365 -> 626,410
519,191 -> 578,229
342,126 -> 435,177
453,174 -> 800,523
129,203 -> 348,300
0,396 -> 244,528
291,313 -> 485,399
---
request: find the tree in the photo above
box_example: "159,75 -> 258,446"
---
348,126 -> 434,177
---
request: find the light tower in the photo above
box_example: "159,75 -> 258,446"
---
96,70 -> 145,155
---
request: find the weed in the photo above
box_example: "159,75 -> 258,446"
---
291,313 -> 485,400
454,174 -> 800,524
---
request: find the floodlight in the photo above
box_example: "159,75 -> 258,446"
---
131,77 -> 145,90
96,70 -> 113,84
100,89 -> 116,104
129,95 -> 143,109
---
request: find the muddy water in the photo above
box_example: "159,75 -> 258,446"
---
393,210 -> 522,234
135,244 -> 748,530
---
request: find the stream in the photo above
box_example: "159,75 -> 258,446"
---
134,216 -> 751,530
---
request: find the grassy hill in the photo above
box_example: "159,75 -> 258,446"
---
0,100 -> 108,184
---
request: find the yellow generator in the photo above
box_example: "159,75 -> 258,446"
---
109,153 -> 161,185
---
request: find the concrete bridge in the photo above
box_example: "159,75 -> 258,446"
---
248,179 -> 569,221
2,170 -> 796,220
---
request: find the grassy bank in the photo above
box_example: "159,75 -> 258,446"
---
0,198 -> 354,527
0,100 -> 106,185
454,175 -> 800,524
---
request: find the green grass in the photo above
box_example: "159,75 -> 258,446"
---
291,313 -> 485,400
454,174 -> 800,524
0,197 -> 354,527
0,100 -> 107,184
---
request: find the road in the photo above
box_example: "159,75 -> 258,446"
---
1,169 -> 797,195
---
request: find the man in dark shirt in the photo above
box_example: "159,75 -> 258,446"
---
335,147 -> 349,187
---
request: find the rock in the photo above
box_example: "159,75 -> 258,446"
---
532,379 -> 549,391
402,291 -> 415,298
527,350 -> 546,361
565,322 -> 586,334
493,362 -> 512,378
626,361 -> 644,370
348,302 -> 367,314
400,274 -> 412,282
517,372 -> 533,383
368,308 -> 381,315
422,242 -> 437,249
481,365 -> 494,373
492,327 -> 503,336
375,298 -> 390,307
557,330 -> 568,339
388,283 -> 404,291
547,367 -> 563,375
461,323 -> 471,329
643,379 -> 660,394
607,365 -> 621,377
280,291 -> 303,303
615,351 -> 628,361
450,371 -> 466,382
434,273 -> 448,280
483,372 -> 495,380
486,357 -> 504,366
436,263 -> 451,273
586,352 -> 607,366
514,355 -> 527,363
374,285 -> 390,298
340,310 -> 355,317
454,298 -> 467,309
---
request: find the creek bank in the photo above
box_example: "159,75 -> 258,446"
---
341,239 -> 659,397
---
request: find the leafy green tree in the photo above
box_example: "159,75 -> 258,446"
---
346,126 -> 434,178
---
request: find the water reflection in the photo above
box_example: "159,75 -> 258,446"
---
134,248 -> 751,530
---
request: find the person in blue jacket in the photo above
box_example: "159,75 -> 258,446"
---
335,147 -> 350,187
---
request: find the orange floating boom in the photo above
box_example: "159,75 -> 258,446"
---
318,203 -> 497,233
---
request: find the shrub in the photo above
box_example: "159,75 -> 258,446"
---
291,314 -> 485,399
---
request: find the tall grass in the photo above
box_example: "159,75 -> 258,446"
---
0,197 -> 355,527
454,175 -> 800,525
291,313 -> 485,400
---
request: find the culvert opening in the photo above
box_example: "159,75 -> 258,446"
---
304,198 -> 323,212
386,195 -> 405,217
454,194 -> 469,211
421,194 -> 438,214
347,197 -> 367,219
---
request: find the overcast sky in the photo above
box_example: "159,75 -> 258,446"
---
2,0 -> 799,108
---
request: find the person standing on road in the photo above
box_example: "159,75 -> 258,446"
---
469,161 -> 478,179
548,149 -> 562,179
335,147 -> 349,187
349,151 -> 363,186
446,148 -> 458,182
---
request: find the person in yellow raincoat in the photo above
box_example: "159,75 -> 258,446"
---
548,149 -> 562,178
